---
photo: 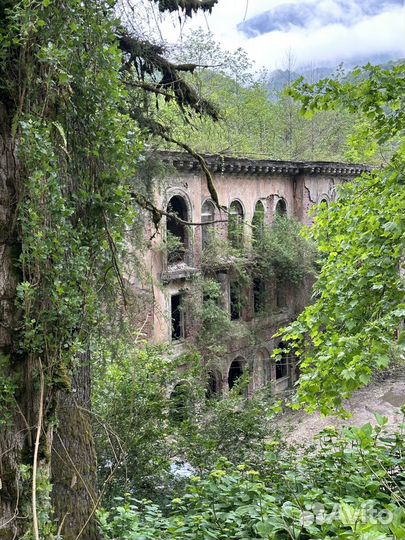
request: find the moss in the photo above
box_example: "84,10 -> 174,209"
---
51,362 -> 72,392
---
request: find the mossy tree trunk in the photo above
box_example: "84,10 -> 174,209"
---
52,354 -> 100,540
0,107 -> 100,539
0,106 -> 25,539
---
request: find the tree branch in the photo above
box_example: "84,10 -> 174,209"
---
131,192 -> 227,228
117,31 -> 219,120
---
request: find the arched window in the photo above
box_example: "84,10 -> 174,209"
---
228,359 -> 244,390
206,370 -> 222,399
167,195 -> 188,263
201,200 -> 215,248
228,200 -> 244,248
320,198 -> 328,206
169,382 -> 191,423
252,200 -> 265,243
275,198 -> 287,217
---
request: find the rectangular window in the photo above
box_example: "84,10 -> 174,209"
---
276,344 -> 290,379
253,278 -> 266,313
276,360 -> 288,379
216,272 -> 228,309
171,294 -> 185,340
230,281 -> 242,320
276,281 -> 287,308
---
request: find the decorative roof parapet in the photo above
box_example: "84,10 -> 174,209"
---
158,151 -> 372,177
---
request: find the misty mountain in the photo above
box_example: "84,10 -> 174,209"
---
266,57 -> 404,94
238,0 -> 403,37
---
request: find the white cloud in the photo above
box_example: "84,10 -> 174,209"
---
156,0 -> 405,69
244,7 -> 405,69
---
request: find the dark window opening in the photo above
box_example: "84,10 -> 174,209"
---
216,272 -> 228,309
228,200 -> 244,248
320,198 -> 328,206
230,281 -> 242,320
228,360 -> 244,390
253,278 -> 266,313
252,201 -> 265,243
276,282 -> 287,308
167,195 -> 188,263
201,200 -> 215,247
206,371 -> 222,399
171,294 -> 184,340
276,342 -> 289,379
275,198 -> 287,217
169,383 -> 190,423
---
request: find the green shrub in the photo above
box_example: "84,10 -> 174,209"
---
100,420 -> 405,540
252,216 -> 318,284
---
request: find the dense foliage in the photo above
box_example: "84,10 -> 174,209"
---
100,419 -> 405,540
161,29 -> 361,161
0,0 -> 140,388
0,2 -> 144,536
2,0 -> 404,535
252,216 -> 317,285
0,0 -> 220,536
93,335 -> 281,505
278,64 -> 405,413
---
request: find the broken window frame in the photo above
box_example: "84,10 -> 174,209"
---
253,277 -> 266,314
275,198 -> 287,217
171,293 -> 185,341
228,200 -> 244,249
166,195 -> 189,264
275,342 -> 290,380
206,370 -> 222,399
228,359 -> 244,390
230,280 -> 242,321
252,200 -> 265,244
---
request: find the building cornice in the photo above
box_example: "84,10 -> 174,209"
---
158,151 -> 373,177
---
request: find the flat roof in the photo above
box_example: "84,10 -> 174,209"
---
158,150 -> 372,177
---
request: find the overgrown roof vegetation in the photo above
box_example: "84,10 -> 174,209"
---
151,28 -> 392,163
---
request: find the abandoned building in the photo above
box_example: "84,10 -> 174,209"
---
134,152 -> 369,399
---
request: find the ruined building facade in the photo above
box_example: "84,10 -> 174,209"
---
134,152 -> 368,398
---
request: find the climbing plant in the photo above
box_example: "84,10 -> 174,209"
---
0,0 -> 221,537
252,216 -> 318,284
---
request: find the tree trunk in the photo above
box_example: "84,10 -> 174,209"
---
0,106 -> 100,539
52,352 -> 101,540
0,107 -> 54,539
0,105 -> 25,539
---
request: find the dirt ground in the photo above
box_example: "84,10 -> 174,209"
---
274,368 -> 405,445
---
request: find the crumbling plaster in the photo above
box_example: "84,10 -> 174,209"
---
137,152 -> 370,396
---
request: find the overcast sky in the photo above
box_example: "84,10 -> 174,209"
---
158,0 -> 405,70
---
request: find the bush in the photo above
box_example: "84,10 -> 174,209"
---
93,341 -> 202,505
253,216 -> 318,284
100,420 -> 405,540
